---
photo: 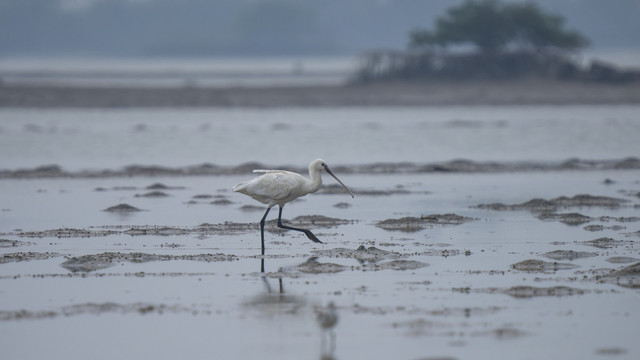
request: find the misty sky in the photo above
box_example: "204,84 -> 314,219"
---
1,0 -> 639,57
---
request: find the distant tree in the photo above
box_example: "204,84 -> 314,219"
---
410,0 -> 589,54
504,2 -> 589,52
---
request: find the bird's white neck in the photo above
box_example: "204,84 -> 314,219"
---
307,166 -> 323,193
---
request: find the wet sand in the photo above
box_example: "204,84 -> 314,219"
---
1,168 -> 639,359
1,85 -> 639,358
2,79 -> 640,108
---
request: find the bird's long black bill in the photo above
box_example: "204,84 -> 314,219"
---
325,167 -> 355,198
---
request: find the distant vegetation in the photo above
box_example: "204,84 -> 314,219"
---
356,0 -> 639,83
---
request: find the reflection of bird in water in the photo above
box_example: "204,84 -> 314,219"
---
233,159 -> 354,255
317,302 -> 339,355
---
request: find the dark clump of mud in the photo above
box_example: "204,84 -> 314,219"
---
582,237 -> 625,249
625,230 -> 640,238
295,257 -> 347,274
542,250 -> 597,261
17,228 -> 120,238
376,213 -> 475,232
1,252 -> 60,264
239,205 -> 265,212
192,194 -> 215,199
284,215 -> 352,227
145,183 -> 185,190
475,194 -> 629,212
422,213 -> 475,225
583,224 -> 626,232
595,348 -> 628,356
103,203 -> 143,213
0,302 -> 205,321
511,259 -> 578,272
366,259 -> 429,271
601,262 -> 640,288
0,239 -> 28,247
376,217 -> 429,232
61,252 -> 238,272
9,222 -> 262,239
606,256 -> 639,264
310,246 -> 428,270
504,286 -> 586,298
135,191 -> 170,198
537,212 -> 592,225
312,245 -> 401,262
210,199 -> 233,205
333,202 -> 352,209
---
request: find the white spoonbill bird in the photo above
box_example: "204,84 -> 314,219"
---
232,159 -> 354,254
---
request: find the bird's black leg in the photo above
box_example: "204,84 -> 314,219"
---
276,206 -> 323,244
259,207 -> 272,257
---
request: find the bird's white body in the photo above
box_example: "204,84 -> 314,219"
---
232,168 -> 323,208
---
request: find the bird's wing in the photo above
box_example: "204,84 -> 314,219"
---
233,171 -> 306,204
252,169 -> 279,173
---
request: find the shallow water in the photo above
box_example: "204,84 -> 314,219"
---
1,105 -> 640,359
1,105 -> 639,171
1,169 -> 639,359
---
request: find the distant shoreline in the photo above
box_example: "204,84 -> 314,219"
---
2,80 -> 640,108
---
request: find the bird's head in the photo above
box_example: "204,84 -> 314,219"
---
310,158 -> 327,171
310,159 -> 354,198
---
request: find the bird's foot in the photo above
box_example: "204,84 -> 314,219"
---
305,231 -> 323,244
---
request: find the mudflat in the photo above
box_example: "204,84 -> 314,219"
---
2,79 -> 640,108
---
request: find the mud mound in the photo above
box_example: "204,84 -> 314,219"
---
606,256 -> 639,264
333,202 -> 352,209
295,257 -> 346,274
537,212 -> 592,225
312,245 -> 401,262
624,230 -> 640,238
376,213 -> 475,232
0,239 -> 27,248
376,217 -> 427,232
511,259 -> 578,272
0,302 -> 204,321
422,213 -> 475,224
291,215 -> 351,226
365,259 -> 429,271
582,237 -> 625,249
9,223 -> 260,239
288,215 -> 351,227
1,252 -> 60,264
239,205 -> 265,212
191,194 -> 217,201
122,226 -> 192,236
16,228 -> 119,238
103,203 -> 143,213
583,224 -> 626,232
145,183 -> 186,190
135,191 -> 169,198
602,262 -> 640,288
61,252 -> 238,272
504,286 -> 585,298
542,250 -> 597,261
475,194 -> 629,211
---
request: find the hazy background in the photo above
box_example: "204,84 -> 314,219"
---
2,0 -> 639,58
